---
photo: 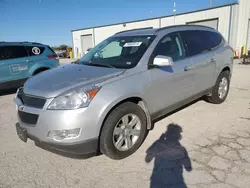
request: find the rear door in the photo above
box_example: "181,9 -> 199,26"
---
181,30 -> 217,93
0,46 -> 30,82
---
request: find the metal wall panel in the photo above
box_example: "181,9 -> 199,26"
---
72,3 -> 250,58
187,19 -> 218,30
236,0 -> 250,51
161,6 -> 231,41
247,20 -> 250,54
94,19 -> 160,45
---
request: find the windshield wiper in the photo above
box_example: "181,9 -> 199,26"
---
88,62 -> 116,68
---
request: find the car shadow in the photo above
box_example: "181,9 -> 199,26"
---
151,98 -> 201,130
34,142 -> 101,160
0,88 -> 17,96
145,124 -> 192,188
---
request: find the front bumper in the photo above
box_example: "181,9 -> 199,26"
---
13,89 -> 108,157
16,123 -> 98,158
14,92 -> 103,144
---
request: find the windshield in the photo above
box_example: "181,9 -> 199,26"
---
79,35 -> 155,69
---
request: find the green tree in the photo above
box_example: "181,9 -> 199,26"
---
59,45 -> 68,50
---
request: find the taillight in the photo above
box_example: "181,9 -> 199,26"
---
48,55 -> 59,60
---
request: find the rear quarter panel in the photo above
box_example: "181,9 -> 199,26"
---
28,58 -> 59,75
26,45 -> 59,75
214,43 -> 234,84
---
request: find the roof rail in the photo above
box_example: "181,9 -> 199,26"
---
20,41 -> 43,45
31,42 -> 43,45
0,41 -> 44,45
115,27 -> 154,35
155,24 -> 215,33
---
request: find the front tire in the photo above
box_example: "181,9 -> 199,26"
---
206,70 -> 230,104
100,102 -> 147,160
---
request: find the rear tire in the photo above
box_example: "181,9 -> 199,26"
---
206,71 -> 230,104
100,102 -> 147,160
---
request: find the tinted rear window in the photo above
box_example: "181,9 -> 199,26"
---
0,47 -> 4,60
181,30 -> 223,57
181,30 -> 206,56
26,46 -> 45,56
4,46 -> 28,59
206,31 -> 223,48
47,46 -> 57,55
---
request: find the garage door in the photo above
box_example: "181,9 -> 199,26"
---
247,19 -> 250,55
81,34 -> 93,55
187,19 -> 218,30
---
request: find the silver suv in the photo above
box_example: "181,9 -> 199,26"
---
14,25 -> 233,159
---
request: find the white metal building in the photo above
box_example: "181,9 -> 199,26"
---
72,0 -> 250,58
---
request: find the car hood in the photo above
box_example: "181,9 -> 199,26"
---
24,64 -> 125,98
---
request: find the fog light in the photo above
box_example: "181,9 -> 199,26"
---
47,128 -> 81,141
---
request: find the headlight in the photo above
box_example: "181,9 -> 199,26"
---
47,87 -> 101,110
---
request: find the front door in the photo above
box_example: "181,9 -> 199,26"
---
145,32 -> 196,116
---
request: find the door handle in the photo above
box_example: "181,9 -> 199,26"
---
25,60 -> 33,63
184,66 -> 192,71
210,58 -> 216,63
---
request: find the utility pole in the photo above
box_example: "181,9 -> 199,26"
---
210,0 -> 212,7
173,1 -> 176,24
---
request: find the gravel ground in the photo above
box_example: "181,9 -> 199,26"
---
1,62 -> 250,188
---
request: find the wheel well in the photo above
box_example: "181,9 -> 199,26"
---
98,97 -> 152,147
115,97 -> 142,106
33,67 -> 50,75
222,67 -> 230,73
102,97 -> 147,125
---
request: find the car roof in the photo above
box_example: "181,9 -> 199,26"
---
0,42 -> 46,47
114,25 -> 216,37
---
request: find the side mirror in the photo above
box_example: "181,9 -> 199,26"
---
153,55 -> 174,66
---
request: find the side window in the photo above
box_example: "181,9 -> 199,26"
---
199,31 -> 216,50
0,47 -> 4,60
181,30 -> 207,56
182,30 -> 223,57
26,46 -> 45,56
204,31 -> 223,48
4,46 -> 28,59
154,33 -> 185,61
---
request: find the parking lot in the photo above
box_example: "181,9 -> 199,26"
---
0,61 -> 250,188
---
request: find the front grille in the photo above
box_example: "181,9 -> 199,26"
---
18,89 -> 46,109
18,111 -> 38,124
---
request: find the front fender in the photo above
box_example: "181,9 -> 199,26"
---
89,72 -> 153,134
